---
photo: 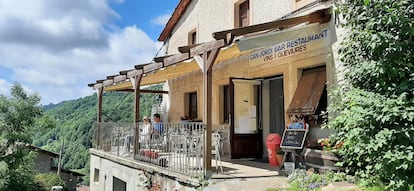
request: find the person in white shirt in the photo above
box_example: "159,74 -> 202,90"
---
140,116 -> 152,148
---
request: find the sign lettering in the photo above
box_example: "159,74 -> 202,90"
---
249,28 -> 330,65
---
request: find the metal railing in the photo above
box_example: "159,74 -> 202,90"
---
92,122 -> 206,177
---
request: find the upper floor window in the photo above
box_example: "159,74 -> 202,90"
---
235,0 -> 250,28
188,29 -> 197,45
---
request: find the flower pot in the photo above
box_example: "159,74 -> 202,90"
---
276,154 -> 284,167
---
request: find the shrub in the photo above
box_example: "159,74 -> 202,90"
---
34,173 -> 65,191
329,0 -> 414,190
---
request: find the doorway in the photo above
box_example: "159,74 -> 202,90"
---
230,78 -> 263,159
268,76 -> 285,136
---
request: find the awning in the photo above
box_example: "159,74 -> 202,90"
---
103,43 -> 244,92
287,67 -> 326,115
236,23 -> 328,51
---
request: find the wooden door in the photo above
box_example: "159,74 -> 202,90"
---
230,78 -> 263,158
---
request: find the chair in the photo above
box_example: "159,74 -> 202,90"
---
217,126 -> 230,156
212,132 -> 223,173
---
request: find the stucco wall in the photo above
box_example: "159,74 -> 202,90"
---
168,23 -> 334,123
166,21 -> 336,155
165,0 -> 296,55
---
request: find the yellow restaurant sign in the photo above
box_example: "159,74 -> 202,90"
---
248,25 -> 330,65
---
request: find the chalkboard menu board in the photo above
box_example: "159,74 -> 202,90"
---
280,129 -> 308,149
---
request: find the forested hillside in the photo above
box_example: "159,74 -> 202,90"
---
33,85 -> 162,178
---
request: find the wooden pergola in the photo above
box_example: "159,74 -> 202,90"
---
87,9 -> 330,175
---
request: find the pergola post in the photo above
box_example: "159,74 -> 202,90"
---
129,71 -> 143,159
97,87 -> 103,123
96,87 -> 103,149
200,48 -> 220,177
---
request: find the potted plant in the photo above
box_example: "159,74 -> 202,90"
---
302,138 -> 342,171
276,149 -> 284,167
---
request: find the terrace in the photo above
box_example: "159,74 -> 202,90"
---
91,122 -> 281,186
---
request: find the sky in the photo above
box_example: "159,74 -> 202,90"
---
0,0 -> 179,105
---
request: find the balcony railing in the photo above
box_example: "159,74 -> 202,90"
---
92,122 -> 206,177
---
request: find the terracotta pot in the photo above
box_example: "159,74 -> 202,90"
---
276,154 -> 284,167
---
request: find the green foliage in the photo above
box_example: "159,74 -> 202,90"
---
33,85 -> 162,180
0,83 -> 43,144
0,83 -> 43,190
328,0 -> 414,190
34,173 -> 65,191
0,161 -> 8,190
338,0 -> 414,96
286,169 -> 349,191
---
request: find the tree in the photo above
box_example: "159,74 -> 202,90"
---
34,173 -> 65,191
0,83 -> 45,190
328,0 -> 414,190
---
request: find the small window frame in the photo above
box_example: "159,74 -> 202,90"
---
188,28 -> 197,45
234,0 -> 250,28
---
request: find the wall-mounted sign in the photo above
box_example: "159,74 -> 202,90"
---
247,25 -> 331,65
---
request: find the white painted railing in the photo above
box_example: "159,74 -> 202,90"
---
93,122 -> 206,177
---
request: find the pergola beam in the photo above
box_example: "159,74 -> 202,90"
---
113,75 -> 126,83
163,53 -> 190,67
117,89 -> 169,94
213,10 -> 326,41
143,62 -> 163,73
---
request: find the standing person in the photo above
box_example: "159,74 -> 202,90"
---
140,116 -> 152,148
153,113 -> 166,150
153,113 -> 164,136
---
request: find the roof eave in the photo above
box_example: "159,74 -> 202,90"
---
158,0 -> 191,42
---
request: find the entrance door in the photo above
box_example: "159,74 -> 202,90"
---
269,77 -> 285,135
230,78 -> 263,158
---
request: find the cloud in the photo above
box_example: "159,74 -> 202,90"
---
0,79 -> 12,96
151,13 -> 171,27
0,0 -> 160,104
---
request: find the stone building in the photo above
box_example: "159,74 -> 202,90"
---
29,145 -> 84,191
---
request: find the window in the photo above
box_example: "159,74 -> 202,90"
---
113,177 -> 126,191
235,0 -> 250,28
185,92 -> 198,119
93,168 -> 99,182
188,29 -> 197,45
221,85 -> 230,123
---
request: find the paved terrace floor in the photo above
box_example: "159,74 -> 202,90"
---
211,155 -> 284,179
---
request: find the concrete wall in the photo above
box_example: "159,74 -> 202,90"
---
90,154 -> 196,191
90,154 -> 149,191
165,0 -> 296,55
